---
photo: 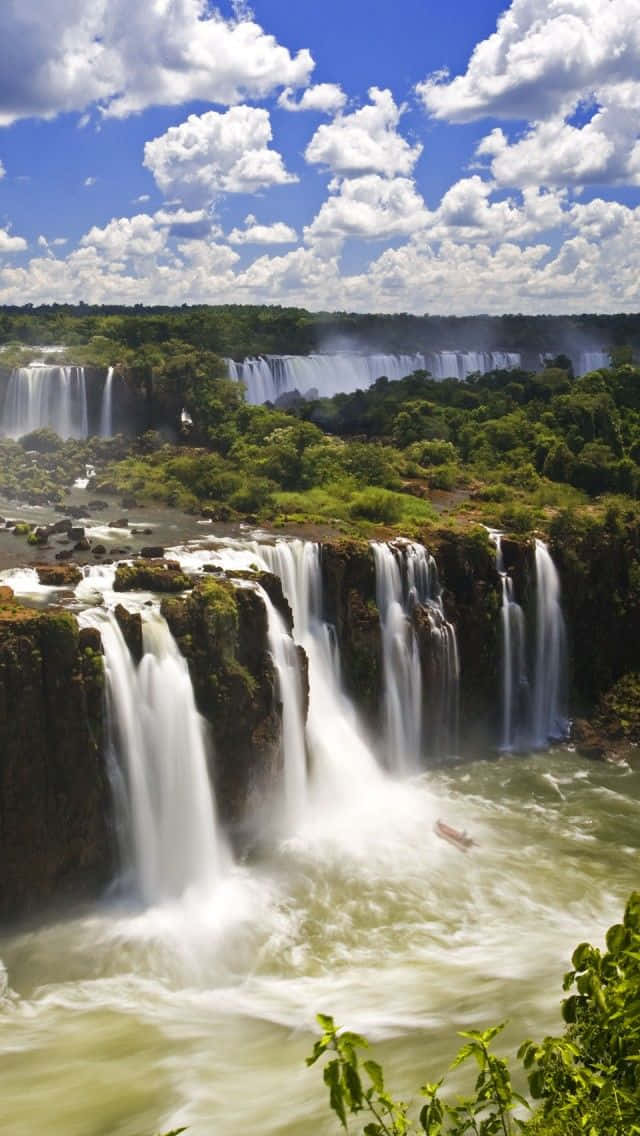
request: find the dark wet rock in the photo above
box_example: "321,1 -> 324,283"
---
120,495 -> 138,510
93,545 -> 107,556
114,560 -> 191,593
161,577 -> 302,832
74,538 -> 91,552
36,564 -> 82,588
321,540 -> 382,724
114,604 -> 143,664
49,518 -> 73,534
0,597 -> 112,920
88,500 -> 109,511
55,549 -> 74,561
57,504 -> 86,519
109,517 -> 129,528
69,526 -> 85,541
139,545 -> 164,559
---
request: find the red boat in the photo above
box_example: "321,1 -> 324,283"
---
434,819 -> 475,852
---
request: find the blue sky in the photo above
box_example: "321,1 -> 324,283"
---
0,0 -> 639,313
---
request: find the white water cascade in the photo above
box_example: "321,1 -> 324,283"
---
577,350 -> 610,376
227,352 -> 522,404
372,541 -> 459,770
1,364 -> 89,439
255,583 -> 308,826
252,540 -> 383,804
492,533 -> 529,751
99,366 -> 115,437
79,607 -> 227,903
531,540 -> 569,748
491,534 -> 568,751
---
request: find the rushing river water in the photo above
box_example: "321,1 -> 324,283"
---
1,750 -> 638,1136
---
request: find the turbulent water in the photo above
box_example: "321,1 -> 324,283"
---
227,352 -> 522,403
1,753 -> 638,1136
0,539 -> 627,1136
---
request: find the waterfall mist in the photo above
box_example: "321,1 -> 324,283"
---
1,365 -> 89,439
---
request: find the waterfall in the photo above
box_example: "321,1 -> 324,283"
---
531,540 -> 569,748
372,541 -> 459,770
227,352 -> 522,404
492,533 -> 529,752
1,365 -> 88,439
576,350 -> 609,376
255,584 -> 308,826
79,607 -> 227,903
99,366 -> 115,437
253,540 -> 382,803
491,534 -> 568,751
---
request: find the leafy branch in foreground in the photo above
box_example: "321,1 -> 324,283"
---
307,1014 -> 525,1136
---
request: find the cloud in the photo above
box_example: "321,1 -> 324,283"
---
133,193 -> 151,203
84,176 -> 96,187
0,227 -> 27,253
418,0 -> 640,189
305,174 -> 428,247
417,0 -> 640,124
0,160 -> 5,179
228,215 -> 298,244
143,107 -> 297,206
278,83 -> 346,114
305,88 -> 422,177
0,1 -> 314,124
153,206 -> 215,239
475,94 -> 640,187
79,213 -> 167,260
421,177 -> 567,241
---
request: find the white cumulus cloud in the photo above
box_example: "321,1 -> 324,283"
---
0,0 -> 314,124
0,227 -> 27,253
305,88 -> 422,177
278,83 -> 346,114
305,174 -> 428,247
143,107 -> 297,206
228,215 -> 298,244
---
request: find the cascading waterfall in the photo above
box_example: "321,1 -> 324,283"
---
1,364 -> 88,439
372,541 -> 459,770
99,366 -> 115,437
254,583 -> 308,826
79,606 -> 227,903
251,540 -> 383,803
227,351 -> 521,404
576,350 -> 610,376
492,533 -> 529,751
491,533 -> 568,751
531,540 -> 569,748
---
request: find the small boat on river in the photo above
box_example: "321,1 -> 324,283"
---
434,819 -> 475,852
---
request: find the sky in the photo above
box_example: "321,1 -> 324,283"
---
0,0 -> 639,314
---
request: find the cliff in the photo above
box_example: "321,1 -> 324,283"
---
0,588 -> 113,921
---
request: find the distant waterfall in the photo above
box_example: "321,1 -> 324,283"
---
576,351 -> 609,376
227,351 -> 521,403
1,365 -> 88,439
99,366 -> 115,437
80,607 -> 227,903
491,534 -> 568,751
531,540 -> 569,748
372,541 -> 459,770
255,540 -> 382,803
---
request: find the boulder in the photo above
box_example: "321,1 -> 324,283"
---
114,604 -> 143,664
139,545 -> 165,559
114,560 -> 191,593
36,564 -> 82,588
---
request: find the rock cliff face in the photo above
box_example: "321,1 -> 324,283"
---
321,541 -> 382,725
0,589 -> 112,921
161,574 -> 296,835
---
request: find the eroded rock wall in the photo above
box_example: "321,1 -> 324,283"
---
0,591 -> 112,921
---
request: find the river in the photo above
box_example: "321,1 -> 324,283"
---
1,750 -> 637,1135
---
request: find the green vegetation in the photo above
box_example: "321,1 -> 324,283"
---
308,893 -> 640,1135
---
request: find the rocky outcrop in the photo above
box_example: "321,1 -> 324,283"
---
114,559 -> 191,593
426,528 -> 503,753
321,540 -> 382,723
0,590 -> 112,921
161,577 -> 290,833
